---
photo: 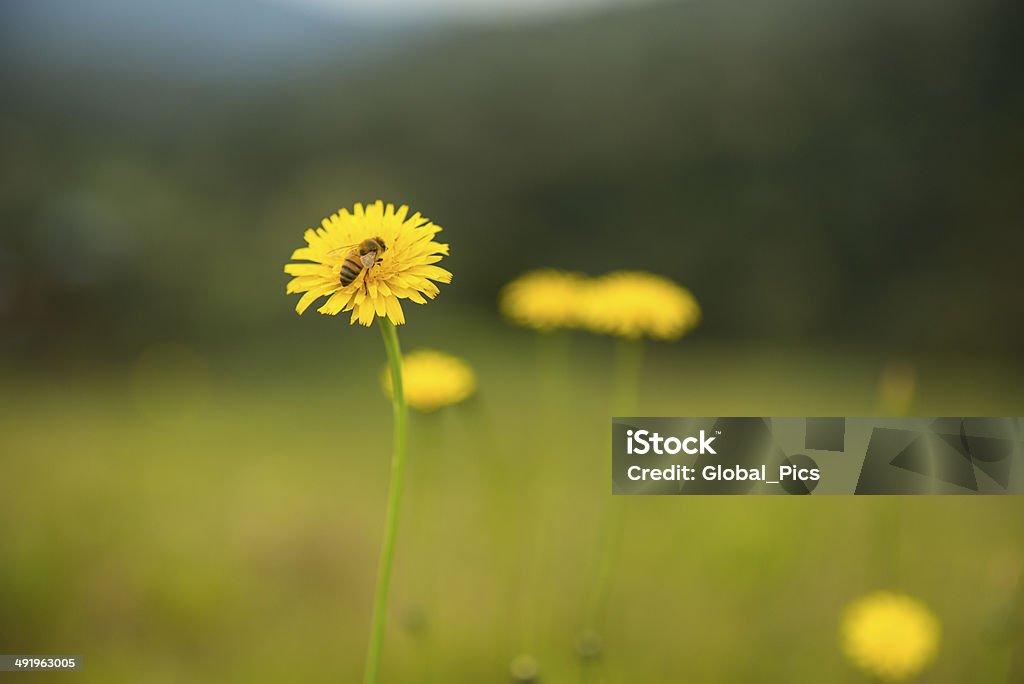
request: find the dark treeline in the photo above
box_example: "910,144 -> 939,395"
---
2,0 -> 1022,358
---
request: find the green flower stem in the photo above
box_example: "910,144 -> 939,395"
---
871,399 -> 910,590
612,337 -> 644,417
408,412 -> 442,684
539,329 -> 571,413
522,330 -> 570,651
364,318 -> 409,684
872,497 -> 903,588
581,336 -> 644,682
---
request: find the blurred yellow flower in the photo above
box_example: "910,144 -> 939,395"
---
581,271 -> 700,340
499,269 -> 589,331
284,201 -> 452,327
879,361 -> 917,415
381,349 -> 476,412
840,591 -> 940,682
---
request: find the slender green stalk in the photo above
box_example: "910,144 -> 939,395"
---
364,318 -> 409,684
522,331 -> 570,651
539,329 -> 571,414
407,412 -> 442,684
585,340 -> 642,623
581,336 -> 644,683
612,337 -> 644,417
870,496 -> 902,589
870,380 -> 911,591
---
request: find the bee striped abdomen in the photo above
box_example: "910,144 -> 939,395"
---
339,254 -> 363,286
333,236 -> 386,287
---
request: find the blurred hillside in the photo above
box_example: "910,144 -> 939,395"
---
1,0 -> 1022,359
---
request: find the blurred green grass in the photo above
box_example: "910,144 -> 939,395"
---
1,325 -> 1022,682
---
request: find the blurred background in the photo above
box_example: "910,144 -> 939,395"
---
1,0 -> 1022,681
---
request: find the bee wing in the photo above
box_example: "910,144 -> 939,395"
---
326,242 -> 360,258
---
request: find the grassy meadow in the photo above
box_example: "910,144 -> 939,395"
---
3,0 -> 1024,681
2,321 -> 1022,682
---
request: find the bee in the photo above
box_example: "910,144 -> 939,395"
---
328,237 -> 387,286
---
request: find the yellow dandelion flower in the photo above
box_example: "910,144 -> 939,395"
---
284,200 -> 452,327
841,591 -> 940,682
581,271 -> 700,340
879,361 -> 917,416
499,269 -> 589,331
381,349 -> 476,412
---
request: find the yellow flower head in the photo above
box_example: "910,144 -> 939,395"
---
284,201 -> 452,327
581,271 -> 700,340
879,362 -> 917,416
840,591 -> 940,682
499,269 -> 589,331
381,349 -> 476,412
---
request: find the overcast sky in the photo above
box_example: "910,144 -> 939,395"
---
276,0 -> 639,21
